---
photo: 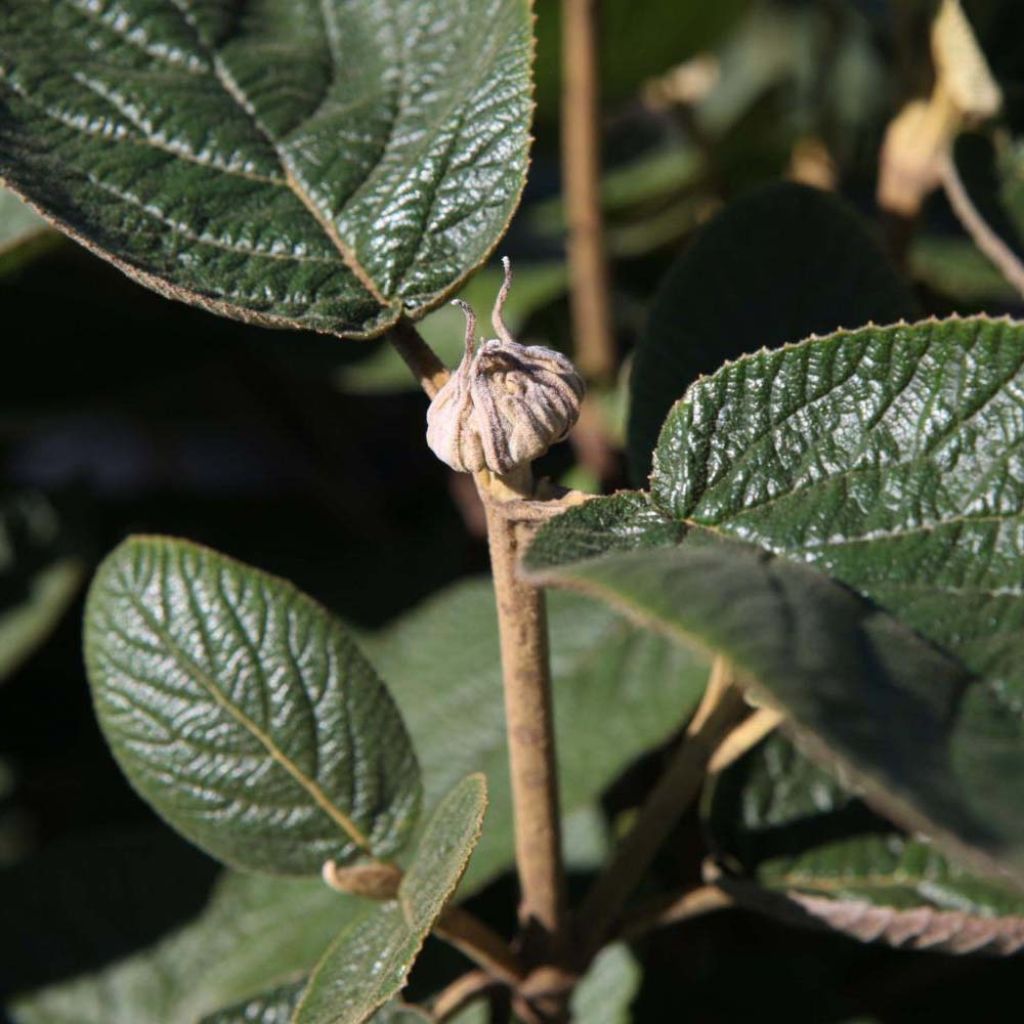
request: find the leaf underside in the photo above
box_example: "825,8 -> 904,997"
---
0,0 -> 533,338
293,774 -> 487,1024
84,535 -> 421,875
707,734 -> 1024,956
527,316 -> 1024,888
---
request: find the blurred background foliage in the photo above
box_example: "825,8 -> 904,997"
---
5,0 -> 1024,1019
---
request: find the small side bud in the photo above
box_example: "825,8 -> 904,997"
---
321,859 -> 402,900
426,258 -> 585,475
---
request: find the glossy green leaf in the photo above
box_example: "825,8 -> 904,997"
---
362,576 -> 708,893
0,0 -> 533,338
535,315 -> 1024,884
294,774 -> 486,1024
84,535 -> 420,874
9,872 -> 355,1024
570,943 -> 641,1023
707,734 -> 1024,955
626,182 -> 917,483
200,984 -> 429,1024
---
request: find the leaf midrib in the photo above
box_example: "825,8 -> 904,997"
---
120,580 -> 375,857
165,0 -> 390,307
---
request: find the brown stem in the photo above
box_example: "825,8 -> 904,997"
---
478,468 -> 569,965
388,317 -> 451,398
385,320 -> 569,977
707,706 -> 785,775
431,970 -> 496,1023
940,152 -> 1024,296
618,884 -> 734,942
436,906 -> 527,987
574,658 -> 748,961
562,0 -> 616,383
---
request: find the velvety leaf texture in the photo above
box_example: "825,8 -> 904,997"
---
0,0 -> 533,338
84,535 -> 421,874
707,735 -> 1024,955
627,182 -> 918,483
362,576 -> 708,893
294,775 -> 486,1024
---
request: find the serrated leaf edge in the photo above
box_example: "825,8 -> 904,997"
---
290,773 -> 487,1024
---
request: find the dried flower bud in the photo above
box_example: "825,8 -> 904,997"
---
426,258 -> 585,475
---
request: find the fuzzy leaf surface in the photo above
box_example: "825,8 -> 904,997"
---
84,536 -> 420,874
0,0 -> 533,337
362,577 -> 708,892
293,775 -> 486,1024
707,734 -> 1024,955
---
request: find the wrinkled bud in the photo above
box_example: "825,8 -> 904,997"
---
426,258 -> 585,475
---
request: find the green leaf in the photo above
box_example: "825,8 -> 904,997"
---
0,0 -> 533,338
0,186 -> 43,245
362,576 -> 708,893
909,235 -> 1018,304
0,490 -> 86,683
200,985 -> 430,1024
535,316 -> 1024,885
526,502 -> 1006,873
199,981 -> 306,1024
627,182 -> 918,484
707,734 -> 1024,955
84,535 -> 420,874
294,775 -> 486,1024
570,943 -> 641,1024
9,872 -> 356,1024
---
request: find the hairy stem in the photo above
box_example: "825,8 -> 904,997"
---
574,658 -> 748,961
388,316 -> 451,398
618,884 -> 734,941
479,468 -> 569,964
940,153 -> 1024,296
432,970 -> 497,1022
436,906 -> 527,986
562,0 -> 616,382
385,319 -> 569,970
707,706 -> 785,775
